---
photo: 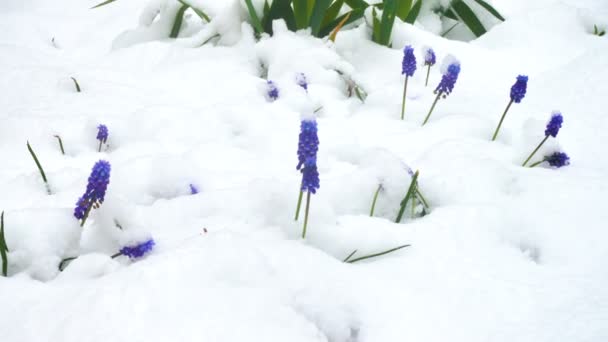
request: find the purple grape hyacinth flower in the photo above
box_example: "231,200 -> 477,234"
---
423,47 -> 436,66
545,152 -> 570,168
545,112 -> 563,137
301,157 -> 320,194
401,45 -> 417,77
189,184 -> 199,195
435,63 -> 461,97
267,80 -> 279,101
296,120 -> 319,170
119,238 -> 155,259
97,125 -> 108,143
296,73 -> 308,91
74,160 -> 111,224
510,75 -> 528,103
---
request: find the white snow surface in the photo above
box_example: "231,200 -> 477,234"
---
1,0 -> 608,341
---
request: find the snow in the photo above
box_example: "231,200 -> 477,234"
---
1,0 -> 608,341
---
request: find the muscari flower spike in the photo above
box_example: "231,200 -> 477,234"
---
545,152 -> 570,168
267,80 -> 279,101
97,124 -> 108,152
296,73 -> 308,91
294,119 -> 320,239
400,45 -> 417,120
74,160 -> 111,226
491,75 -> 529,141
296,120 -> 319,171
423,47 -> 436,87
189,184 -> 199,195
119,238 -> 155,259
422,59 -> 461,126
301,157 -> 320,194
522,111 -> 564,166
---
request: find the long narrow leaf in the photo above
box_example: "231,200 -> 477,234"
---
346,244 -> 410,263
264,0 -> 297,34
293,0 -> 309,29
329,11 -> 351,41
310,0 -> 332,36
91,0 -> 119,9
244,0 -> 265,34
169,5 -> 189,38
319,8 -> 364,36
0,211 -> 7,276
395,170 -> 419,223
395,0 -> 412,21
404,0 -> 421,24
177,0 -> 211,22
442,8 -> 458,20
451,0 -> 486,37
27,141 -> 50,194
321,0 -> 345,30
344,0 -> 368,9
472,0 -> 504,21
378,0 -> 398,46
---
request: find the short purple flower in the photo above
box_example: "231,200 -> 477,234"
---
189,184 -> 199,195
296,120 -> 319,171
402,45 -> 417,77
267,80 -> 279,101
301,157 -> 320,194
296,73 -> 308,91
97,124 -> 108,143
435,63 -> 461,97
510,75 -> 528,103
74,160 -> 111,220
545,112 -> 563,137
545,152 -> 570,168
424,47 -> 436,66
120,238 -> 155,259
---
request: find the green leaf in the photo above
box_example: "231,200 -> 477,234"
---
321,0 -> 345,30
169,5 -> 189,38
395,0 -> 412,21
1,211 -> 8,277
309,0 -> 332,36
442,8 -> 458,20
395,170 -> 419,223
264,0 -> 297,34
319,8 -> 364,36
244,0 -> 265,34
344,0 -> 369,9
404,0 -> 421,24
378,0 -> 398,46
372,7 -> 381,42
293,0 -> 309,29
70,77 -> 81,92
472,0 -> 504,21
26,141 -> 50,193
451,0 -> 486,37
91,0 -> 119,9
177,0 -> 211,22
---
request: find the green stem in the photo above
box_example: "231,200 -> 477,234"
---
401,75 -> 409,120
111,252 -> 122,259
395,171 -> 419,223
301,191 -> 311,239
425,65 -> 431,87
411,194 -> 416,218
416,187 -> 429,209
491,99 -> 513,141
522,136 -> 549,167
27,141 -> 50,194
54,135 -> 65,155
343,249 -> 358,262
369,184 -> 383,217
1,211 -> 8,276
422,93 -> 441,126
80,201 -> 93,227
346,244 -> 411,263
294,188 -> 304,221
98,140 -> 102,152
528,160 -> 544,168
70,77 -> 81,92
177,0 -> 211,22
58,256 -> 78,271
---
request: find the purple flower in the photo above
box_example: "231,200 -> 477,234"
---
545,112 -> 563,137
97,125 -> 108,143
267,80 -> 279,101
120,238 -> 155,259
189,184 -> 199,194
74,160 -> 111,220
424,47 -> 436,66
296,73 -> 308,91
545,152 -> 570,168
296,120 -> 319,171
301,157 -> 320,194
510,75 -> 528,103
435,63 -> 461,97
402,45 -> 417,77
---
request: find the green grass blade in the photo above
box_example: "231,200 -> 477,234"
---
344,0 -> 368,8
169,4 -> 189,38
264,0 -> 297,34
244,0 -> 265,34
321,0 -> 345,30
319,8 -> 364,36
343,249 -> 358,262
442,8 -> 458,20
451,0 -> 486,37
1,211 -> 8,276
404,0 -> 421,24
472,0 -> 504,21
310,0 -> 332,36
177,0 -> 211,22
53,135 -> 65,155
27,141 -> 49,190
378,0 -> 398,46
70,77 -> 81,92
293,0 -> 309,29
347,244 -> 410,263
395,0 -> 412,21
395,170 -> 418,223
91,0 -> 119,9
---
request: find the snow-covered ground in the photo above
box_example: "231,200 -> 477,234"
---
1,0 -> 608,341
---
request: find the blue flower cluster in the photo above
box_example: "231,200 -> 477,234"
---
401,45 -> 417,77
545,152 -> 570,168
424,47 -> 436,66
435,63 -> 461,97
301,158 -> 320,193
189,183 -> 199,194
545,112 -> 563,137
120,238 -> 155,259
97,124 -> 108,143
74,160 -> 111,219
297,73 -> 308,91
267,80 -> 279,100
510,75 -> 528,103
297,120 -> 320,194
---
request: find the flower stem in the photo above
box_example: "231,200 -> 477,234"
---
346,244 -> 411,263
294,189 -> 304,221
522,136 -> 549,167
416,187 -> 429,209
0,211 -> 8,277
401,75 -> 409,120
342,249 -> 358,262
54,135 -> 65,155
422,93 -> 442,126
491,99 -> 513,141
425,65 -> 431,86
27,141 -> 51,194
528,160 -> 544,168
411,194 -> 416,218
111,252 -> 122,259
80,201 -> 93,227
395,170 -> 419,223
98,140 -> 102,152
369,184 -> 383,217
301,191 -> 311,239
